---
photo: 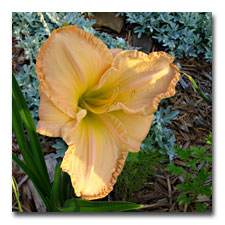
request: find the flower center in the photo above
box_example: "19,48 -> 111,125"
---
78,85 -> 120,114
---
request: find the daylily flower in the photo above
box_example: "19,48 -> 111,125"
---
36,25 -> 180,200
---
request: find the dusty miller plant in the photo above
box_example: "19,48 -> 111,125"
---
117,12 -> 212,62
143,106 -> 179,160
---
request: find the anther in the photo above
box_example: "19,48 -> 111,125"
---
131,89 -> 136,98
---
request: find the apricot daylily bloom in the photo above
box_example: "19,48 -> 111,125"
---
36,25 -> 180,200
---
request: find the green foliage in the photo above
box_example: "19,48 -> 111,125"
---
196,203 -> 207,212
165,163 -> 184,176
206,132 -> 212,147
12,74 -> 52,210
59,198 -> 142,212
115,149 -> 168,201
118,12 -> 212,62
12,12 -> 134,121
165,140 -> 212,212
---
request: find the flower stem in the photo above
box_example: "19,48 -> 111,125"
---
182,72 -> 212,105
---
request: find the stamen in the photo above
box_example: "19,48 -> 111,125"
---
113,100 -> 117,105
131,90 -> 136,98
105,106 -> 110,111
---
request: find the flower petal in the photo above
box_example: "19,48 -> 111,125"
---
60,112 -> 129,200
36,25 -> 113,118
90,50 -> 180,115
109,110 -> 154,152
36,86 -> 72,137
110,48 -> 122,58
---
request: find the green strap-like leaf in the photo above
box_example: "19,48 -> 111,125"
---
12,92 -> 51,200
183,72 -> 212,105
59,198 -> 143,212
58,170 -> 73,207
49,163 -> 62,211
12,176 -> 23,212
12,96 -> 36,172
12,74 -> 51,193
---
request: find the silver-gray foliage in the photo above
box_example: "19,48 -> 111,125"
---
118,12 -> 212,62
141,106 -> 180,160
